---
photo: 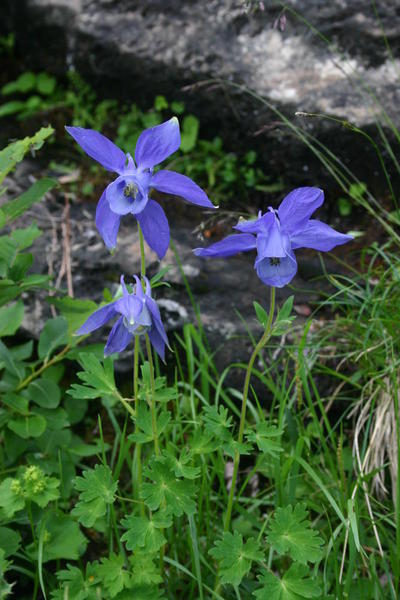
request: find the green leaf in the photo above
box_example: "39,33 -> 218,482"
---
54,563 -> 99,600
37,511 -> 87,562
27,378 -> 61,408
121,510 -> 171,553
48,296 -> 98,333
0,526 -> 21,557
170,101 -> 185,114
2,179 -> 57,224
138,362 -> 177,404
266,505 -> 324,564
154,95 -> 169,111
2,72 -> 36,95
180,115 -> 199,152
68,353 -> 117,400
0,339 -> 25,379
0,301 -> 24,337
33,407 -> 69,430
141,456 -> 196,517
129,404 -> 170,444
2,392 -> 29,414
0,478 -> 25,518
8,413 -> 47,438
203,405 -> 233,442
163,448 -> 200,480
38,316 -> 68,360
0,126 -> 53,185
272,296 -> 296,337
129,551 -> 163,587
72,464 -> 117,528
246,423 -> 283,458
338,197 -> 352,217
254,563 -> 321,599
95,554 -> 131,598
36,72 -> 56,95
21,465 -> 60,507
209,531 -> 263,586
0,100 -> 26,118
254,301 -> 268,328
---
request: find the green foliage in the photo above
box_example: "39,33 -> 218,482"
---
141,456 -> 196,516
209,531 -> 263,586
72,464 -> 117,527
266,505 -> 324,564
121,510 -> 171,553
68,353 -> 119,400
254,564 -> 322,599
95,554 -> 131,598
0,71 -> 58,119
246,423 -> 283,457
0,465 -> 59,517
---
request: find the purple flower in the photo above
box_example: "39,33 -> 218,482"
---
66,118 -> 215,259
194,187 -> 352,288
76,275 -> 169,360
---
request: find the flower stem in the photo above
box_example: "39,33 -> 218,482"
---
132,336 -> 145,515
223,286 -> 276,533
138,223 -> 146,277
145,333 -> 160,456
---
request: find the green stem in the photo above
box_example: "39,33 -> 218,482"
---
138,223 -> 146,277
133,337 -> 144,515
16,344 -> 72,392
223,286 -> 276,533
145,334 -> 160,456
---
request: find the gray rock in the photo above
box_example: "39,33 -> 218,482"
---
9,0 -> 399,192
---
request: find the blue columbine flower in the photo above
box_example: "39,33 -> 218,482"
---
76,275 -> 169,360
194,187 -> 352,288
66,118 -> 215,259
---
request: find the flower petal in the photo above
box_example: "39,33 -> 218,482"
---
148,326 -> 166,362
255,251 -> 298,288
95,190 -> 121,249
146,296 -> 169,347
194,233 -> 256,258
234,211 -> 273,234
135,117 -> 180,169
290,219 -> 353,251
151,170 -> 214,209
106,179 -> 133,215
278,187 -> 324,233
115,295 -> 145,322
76,302 -> 118,335
104,317 -> 133,356
65,126 -> 126,173
256,218 -> 291,259
136,200 -> 170,259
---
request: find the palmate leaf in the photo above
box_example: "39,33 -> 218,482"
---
209,531 -> 263,586
68,353 -> 118,400
163,447 -> 200,480
121,510 -> 171,553
129,551 -> 163,587
246,423 -> 283,458
141,456 -> 196,516
203,404 -> 233,442
52,563 -> 99,600
37,511 -> 87,562
95,554 -> 131,598
253,563 -> 321,599
266,505 -> 324,564
129,404 -> 171,444
72,464 -> 117,528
